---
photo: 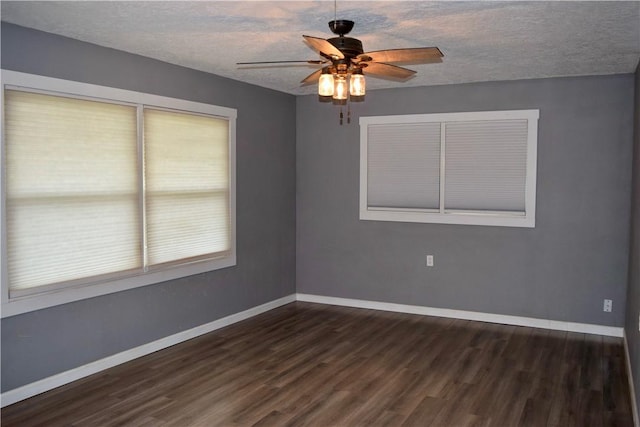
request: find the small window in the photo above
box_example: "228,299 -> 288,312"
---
1,70 -> 237,316
360,110 -> 539,227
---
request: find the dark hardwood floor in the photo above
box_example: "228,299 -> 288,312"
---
1,302 -> 634,426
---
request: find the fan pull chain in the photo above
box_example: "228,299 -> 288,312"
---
339,105 -> 343,125
347,100 -> 351,124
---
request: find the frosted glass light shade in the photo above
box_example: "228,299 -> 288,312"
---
318,74 -> 334,96
350,73 -> 366,96
333,76 -> 348,100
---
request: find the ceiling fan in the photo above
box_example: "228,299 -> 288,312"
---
238,19 -> 443,123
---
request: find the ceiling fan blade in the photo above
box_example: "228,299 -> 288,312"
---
358,47 -> 443,64
303,35 -> 345,60
300,69 -> 323,85
363,62 -> 416,80
237,59 -> 326,65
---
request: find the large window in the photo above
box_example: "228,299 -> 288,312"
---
360,110 -> 539,227
1,71 -> 236,316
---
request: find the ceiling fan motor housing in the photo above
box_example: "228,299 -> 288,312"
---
328,37 -> 364,59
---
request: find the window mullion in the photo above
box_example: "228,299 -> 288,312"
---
1,84 -> 7,306
137,105 -> 148,272
439,122 -> 446,214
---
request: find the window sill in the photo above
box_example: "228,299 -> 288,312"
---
1,255 -> 236,318
360,208 -> 535,228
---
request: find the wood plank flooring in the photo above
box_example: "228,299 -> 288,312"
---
1,302 -> 634,426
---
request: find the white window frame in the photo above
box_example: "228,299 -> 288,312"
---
1,70 -> 237,317
359,110 -> 539,228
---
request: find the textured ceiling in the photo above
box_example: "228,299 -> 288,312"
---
1,1 -> 639,95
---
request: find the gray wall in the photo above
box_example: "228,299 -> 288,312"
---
1,23 -> 296,391
297,75 -> 634,327
626,61 -> 640,414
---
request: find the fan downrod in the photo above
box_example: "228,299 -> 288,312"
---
328,20 -> 354,36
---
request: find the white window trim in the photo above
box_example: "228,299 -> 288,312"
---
1,70 -> 237,318
359,110 -> 539,228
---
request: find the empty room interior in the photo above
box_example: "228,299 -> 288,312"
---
1,1 -> 640,426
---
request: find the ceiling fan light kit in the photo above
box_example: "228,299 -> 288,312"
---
238,18 -> 443,124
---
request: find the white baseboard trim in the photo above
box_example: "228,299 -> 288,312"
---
2,292 -> 626,408
296,293 -> 624,337
0,294 -> 296,408
624,331 -> 640,427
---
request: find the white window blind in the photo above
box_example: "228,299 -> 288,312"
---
360,110 -> 538,227
5,90 -> 141,293
444,120 -> 528,212
367,123 -> 441,210
144,109 -> 230,266
1,71 -> 237,316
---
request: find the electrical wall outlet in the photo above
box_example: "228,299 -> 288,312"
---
603,299 -> 612,312
426,255 -> 434,267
